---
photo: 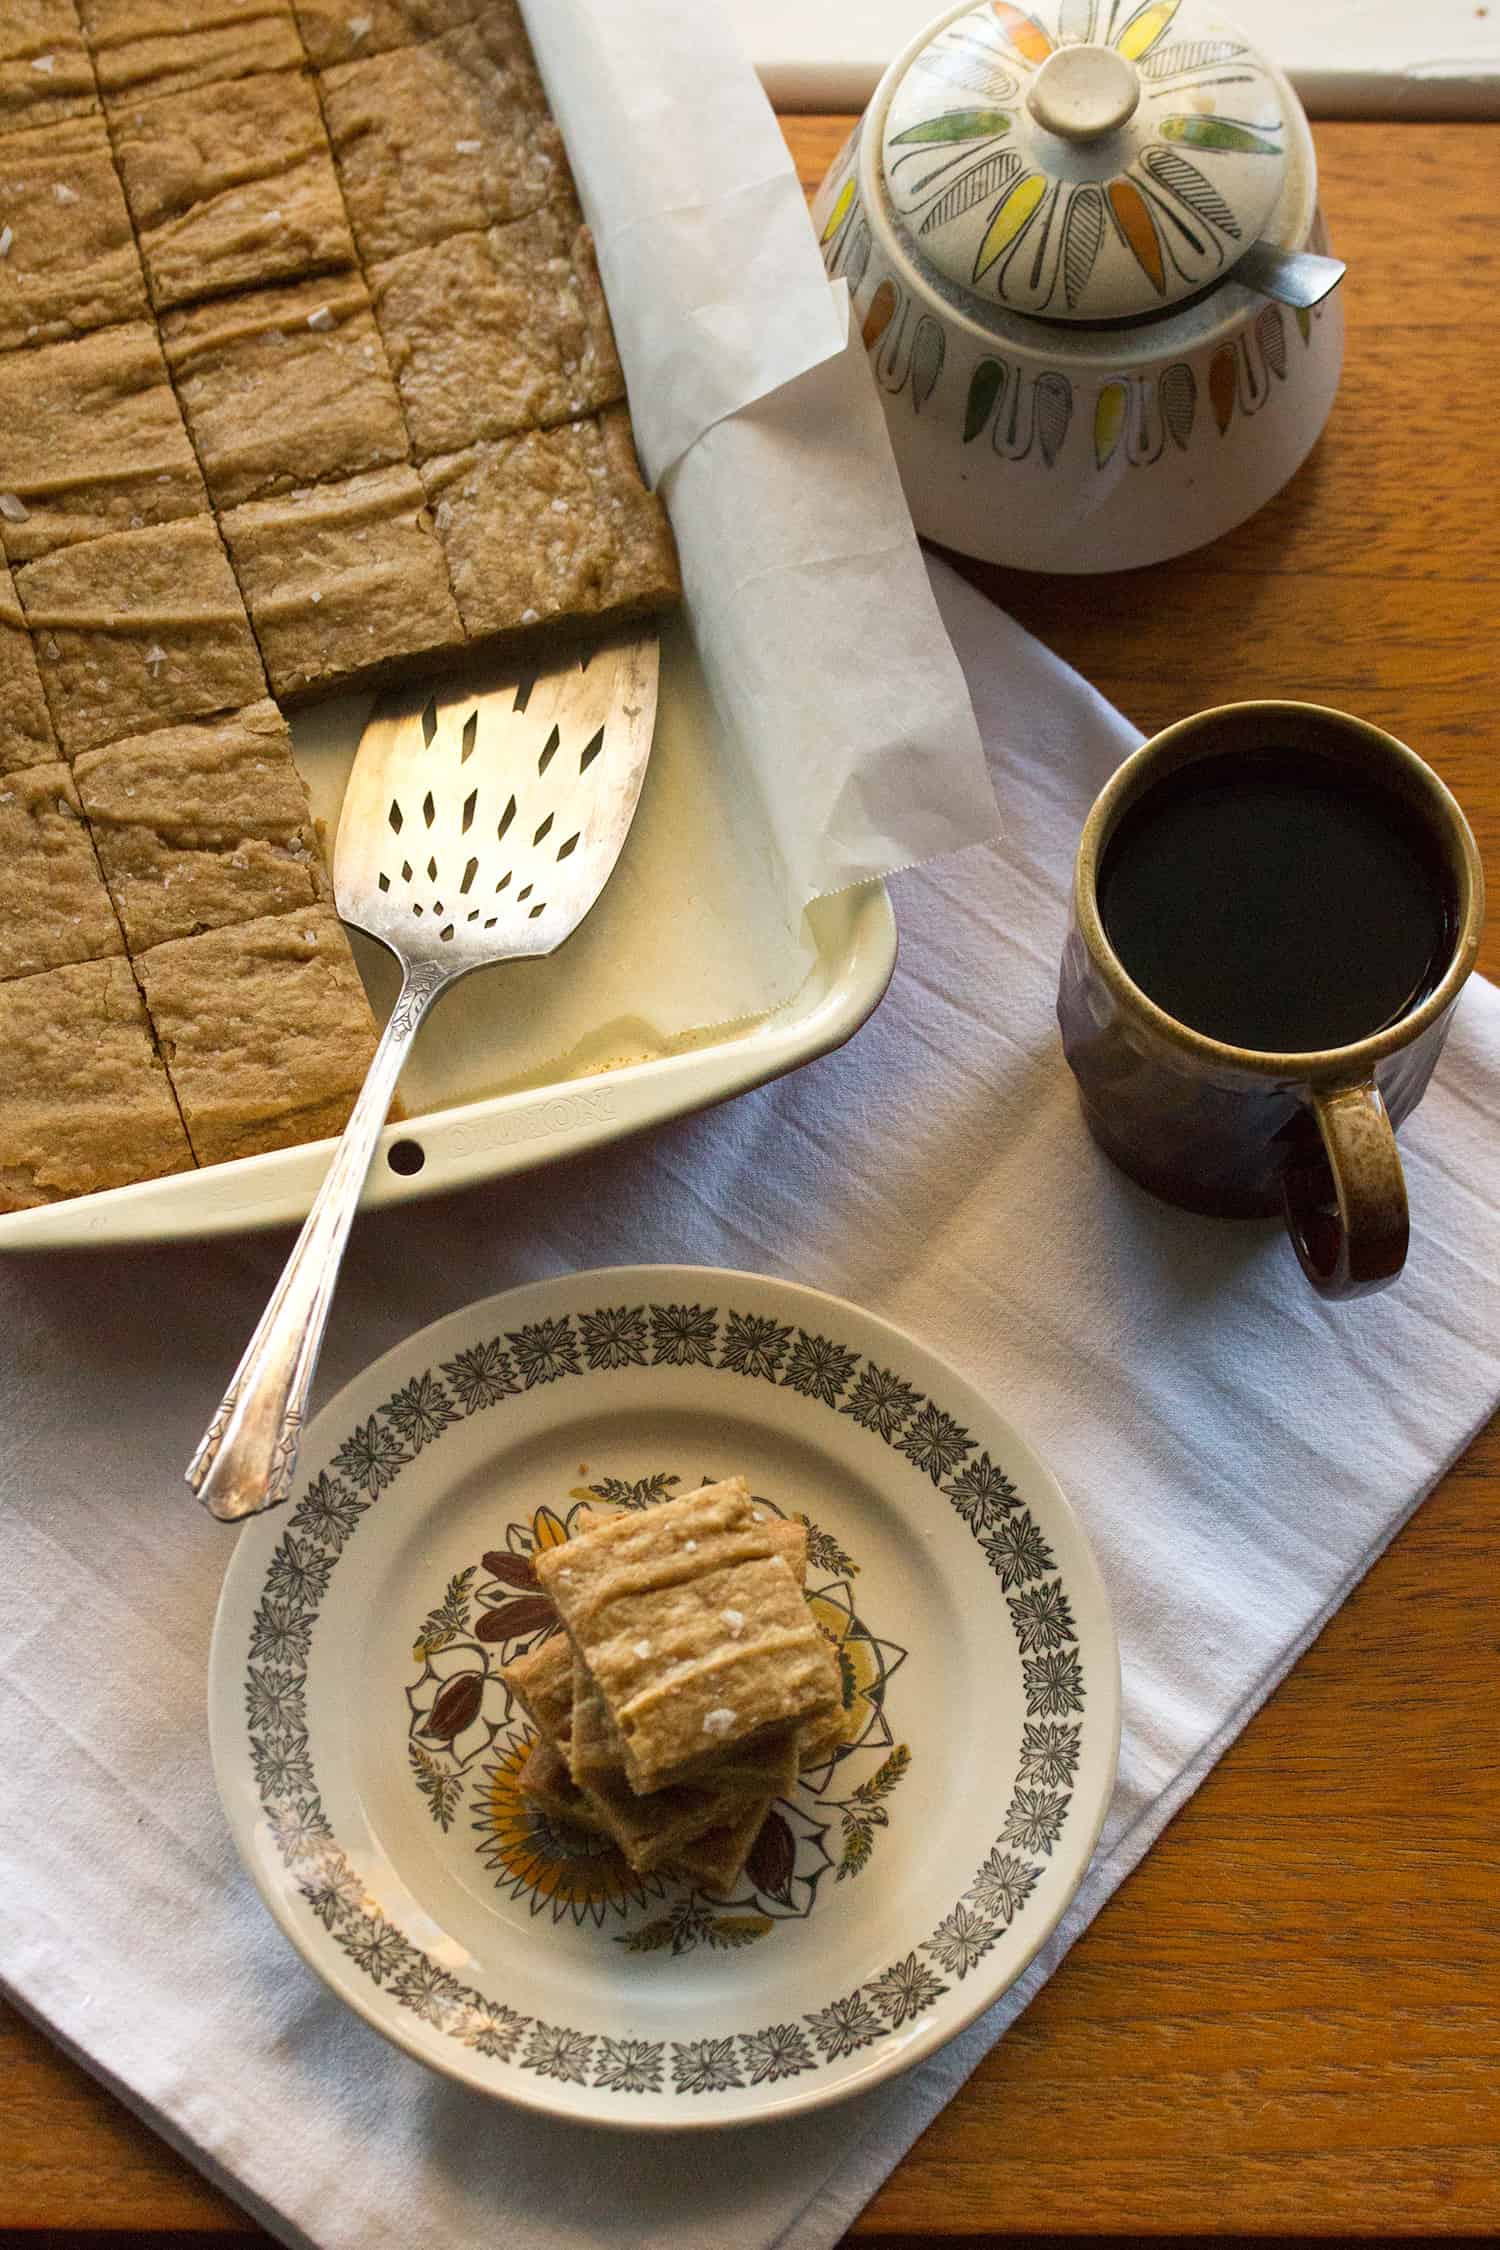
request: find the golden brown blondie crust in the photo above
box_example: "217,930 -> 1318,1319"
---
567,1510 -> 810,1777
672,1790 -> 782,1896
515,1731 -> 606,1833
516,1694 -> 788,1898
0,321 -> 206,562
0,760 -> 124,979
14,515 -> 266,758
162,274 -> 409,510
0,556 -> 58,774
74,700 -> 329,950
135,902 -> 379,1165
291,0 -> 486,70
504,1628 -> 795,1875
0,116 -> 149,350
369,200 -> 623,459
422,408 -> 680,645
219,463 -> 464,699
113,67 -> 357,310
0,954 -> 192,1208
578,1731 -> 797,1876
0,0 -> 97,140
501,1629 -> 575,1747
0,0 -> 684,1206
79,0 -> 303,106
534,1480 -> 840,1794
321,26 -> 563,263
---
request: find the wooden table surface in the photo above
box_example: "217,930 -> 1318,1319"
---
5,113 -> 1499,2248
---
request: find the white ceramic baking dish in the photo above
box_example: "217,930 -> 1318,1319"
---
0,635 -> 896,1252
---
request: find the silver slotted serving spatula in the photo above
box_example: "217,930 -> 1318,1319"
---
187,627 -> 660,1523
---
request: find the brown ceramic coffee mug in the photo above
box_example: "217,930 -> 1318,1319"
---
1058,702 -> 1485,1298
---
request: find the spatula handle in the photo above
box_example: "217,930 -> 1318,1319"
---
186,962 -> 449,1522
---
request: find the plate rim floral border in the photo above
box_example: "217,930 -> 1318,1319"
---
209,1265 -> 1121,2132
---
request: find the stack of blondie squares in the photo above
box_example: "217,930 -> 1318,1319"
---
0,0 -> 679,1208
504,1480 -> 847,1893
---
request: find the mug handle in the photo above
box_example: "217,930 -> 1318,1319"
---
1281,1082 -> 1409,1298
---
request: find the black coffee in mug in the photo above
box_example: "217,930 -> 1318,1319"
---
1096,747 -> 1457,1054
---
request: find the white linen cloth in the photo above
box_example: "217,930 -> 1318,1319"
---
4,557 -> 1499,2248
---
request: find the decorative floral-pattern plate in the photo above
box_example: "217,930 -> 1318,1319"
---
209,1267 -> 1119,2128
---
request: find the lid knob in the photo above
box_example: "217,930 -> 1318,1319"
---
879,1 -> 1295,323
1025,44 -> 1139,141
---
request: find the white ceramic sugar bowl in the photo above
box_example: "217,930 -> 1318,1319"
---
811,0 -> 1344,572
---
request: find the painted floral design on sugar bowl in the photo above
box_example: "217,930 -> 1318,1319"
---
811,0 -> 1344,572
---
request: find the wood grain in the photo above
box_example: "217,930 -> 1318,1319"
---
4,117 -> 1499,2245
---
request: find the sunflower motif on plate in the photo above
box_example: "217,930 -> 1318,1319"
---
403,1476 -> 911,1952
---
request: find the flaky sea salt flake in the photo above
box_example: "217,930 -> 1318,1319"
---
347,12 -> 371,38
54,183 -> 78,205
701,1707 -> 736,1738
143,643 -> 168,675
306,305 -> 335,331
0,492 -> 29,522
454,139 -> 482,154
0,227 -> 12,260
31,54 -> 55,75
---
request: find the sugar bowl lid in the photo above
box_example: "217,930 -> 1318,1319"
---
879,0 -> 1290,323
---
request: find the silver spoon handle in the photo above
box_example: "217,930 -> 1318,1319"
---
186,962 -> 449,1522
